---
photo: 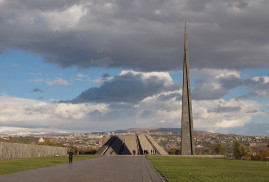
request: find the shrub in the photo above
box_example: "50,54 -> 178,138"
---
255,148 -> 269,161
80,147 -> 99,155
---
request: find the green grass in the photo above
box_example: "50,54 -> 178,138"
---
0,155 -> 101,175
147,156 -> 269,182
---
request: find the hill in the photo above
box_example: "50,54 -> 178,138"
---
112,127 -> 207,134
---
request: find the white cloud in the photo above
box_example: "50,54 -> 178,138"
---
93,76 -> 113,84
1,68 -> 269,135
0,95 -> 109,132
251,76 -> 269,83
0,126 -> 71,135
76,73 -> 88,78
30,78 -> 44,83
193,99 -> 264,128
54,103 -> 108,120
136,90 -> 266,129
31,72 -> 42,76
0,89 -> 267,135
0,96 -> 51,122
192,69 -> 240,80
119,70 -> 173,86
46,78 -> 69,86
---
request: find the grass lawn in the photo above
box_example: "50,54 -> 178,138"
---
147,156 -> 269,182
0,155 -> 101,175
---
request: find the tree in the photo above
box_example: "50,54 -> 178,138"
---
168,147 -> 181,155
37,138 -> 59,146
255,148 -> 269,161
214,144 -> 227,155
205,148 -> 211,155
233,141 -> 251,160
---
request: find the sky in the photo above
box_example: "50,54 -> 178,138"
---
0,0 -> 269,136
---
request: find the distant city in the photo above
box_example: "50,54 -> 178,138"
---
1,128 -> 268,156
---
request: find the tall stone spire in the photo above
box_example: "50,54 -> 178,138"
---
181,20 -> 195,155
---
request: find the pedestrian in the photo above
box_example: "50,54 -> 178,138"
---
69,150 -> 73,164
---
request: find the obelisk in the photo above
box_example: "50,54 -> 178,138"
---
181,21 -> 195,155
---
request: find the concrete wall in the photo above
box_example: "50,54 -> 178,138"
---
0,142 -> 67,160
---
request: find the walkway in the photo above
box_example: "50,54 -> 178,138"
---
0,156 -> 166,182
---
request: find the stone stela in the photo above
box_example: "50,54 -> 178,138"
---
181,21 -> 195,155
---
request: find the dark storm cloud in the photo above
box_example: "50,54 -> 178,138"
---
218,75 -> 242,90
192,71 -> 241,100
68,69 -> 269,104
192,70 -> 269,100
243,77 -> 269,90
236,76 -> 269,99
0,0 -> 269,71
192,80 -> 229,100
67,71 -> 177,103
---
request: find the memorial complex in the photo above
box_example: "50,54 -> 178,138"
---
96,134 -> 168,155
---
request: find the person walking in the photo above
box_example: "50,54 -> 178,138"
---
69,150 -> 73,164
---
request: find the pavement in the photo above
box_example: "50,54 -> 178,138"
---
0,156 -> 166,182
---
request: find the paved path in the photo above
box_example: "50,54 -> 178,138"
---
0,156 -> 166,182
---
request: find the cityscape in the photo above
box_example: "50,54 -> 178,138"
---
1,128 -> 268,156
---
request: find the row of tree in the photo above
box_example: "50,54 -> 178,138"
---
68,145 -> 99,155
233,141 -> 269,161
167,143 -> 227,155
37,139 -> 99,155
167,141 -> 269,161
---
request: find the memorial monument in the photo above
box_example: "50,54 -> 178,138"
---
96,134 -> 168,155
181,21 -> 195,155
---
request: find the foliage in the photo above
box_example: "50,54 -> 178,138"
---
233,141 -> 251,160
167,147 -> 181,155
0,136 -> 38,144
254,148 -> 269,161
0,155 -> 101,175
68,146 -> 80,154
214,144 -> 227,155
79,147 -> 99,155
37,139 -> 62,147
147,156 -> 269,182
205,148 -> 211,155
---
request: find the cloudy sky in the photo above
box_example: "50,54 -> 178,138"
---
0,0 -> 269,136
